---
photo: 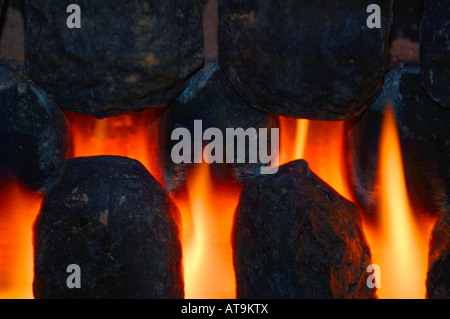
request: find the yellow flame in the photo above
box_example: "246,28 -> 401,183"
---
294,119 -> 309,160
176,163 -> 240,299
364,108 -> 433,299
278,117 -> 309,166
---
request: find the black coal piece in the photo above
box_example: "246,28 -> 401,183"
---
233,160 -> 374,299
158,61 -> 279,194
0,60 -> 69,191
420,0 -> 450,109
34,156 -> 184,299
427,210 -> 449,299
23,0 -> 204,118
391,0 -> 423,42
218,0 -> 393,120
346,63 -> 449,217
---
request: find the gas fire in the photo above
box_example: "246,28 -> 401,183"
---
0,180 -> 43,299
174,163 -> 240,299
362,108 -> 436,299
67,111 -> 163,185
0,109 -> 438,299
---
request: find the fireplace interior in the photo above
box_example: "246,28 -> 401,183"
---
0,0 -> 448,299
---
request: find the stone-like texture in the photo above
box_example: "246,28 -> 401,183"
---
0,60 -> 68,191
23,0 -> 204,118
219,0 -> 393,120
34,156 -> 184,299
427,210 -> 449,299
233,160 -> 373,299
346,63 -> 449,217
420,0 -> 450,108
159,62 -> 279,194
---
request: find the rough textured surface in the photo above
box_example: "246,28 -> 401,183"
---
391,0 -> 423,42
427,210 -> 449,299
0,60 -> 68,191
24,0 -> 204,118
346,63 -> 449,217
159,62 -> 279,194
34,156 -> 184,299
219,0 -> 393,120
420,0 -> 450,108
233,160 -> 373,299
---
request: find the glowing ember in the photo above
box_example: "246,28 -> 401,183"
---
67,111 -> 163,184
363,108 -> 436,299
174,163 -> 240,299
0,181 -> 43,299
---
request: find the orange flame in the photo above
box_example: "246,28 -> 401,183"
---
278,116 -> 352,200
0,109 -> 437,300
302,120 -> 353,200
174,163 -> 240,299
279,117 -> 308,165
363,108 -> 435,299
0,181 -> 43,299
67,111 -> 163,184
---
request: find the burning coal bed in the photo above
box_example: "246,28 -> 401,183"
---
0,0 -> 449,299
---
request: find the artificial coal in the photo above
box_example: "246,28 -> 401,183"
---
33,156 -> 184,299
420,0 -> 450,108
0,60 -> 69,191
427,210 -> 449,299
23,0 -> 205,118
218,0 -> 393,120
158,61 -> 279,194
345,63 -> 449,217
233,159 -> 374,299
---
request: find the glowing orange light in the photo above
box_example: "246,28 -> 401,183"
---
302,120 -> 353,200
363,108 -> 435,299
279,116 -> 352,200
0,181 -> 43,299
0,108 -> 438,300
67,111 -> 163,184
174,163 -> 241,299
278,117 -> 308,166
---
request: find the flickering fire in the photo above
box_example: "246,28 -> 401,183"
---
278,113 -> 436,299
0,180 -> 43,299
278,117 -> 308,166
0,110 -> 438,299
67,111 -> 163,184
363,108 -> 436,299
70,112 -> 241,299
173,163 -> 241,299
278,117 -> 352,200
